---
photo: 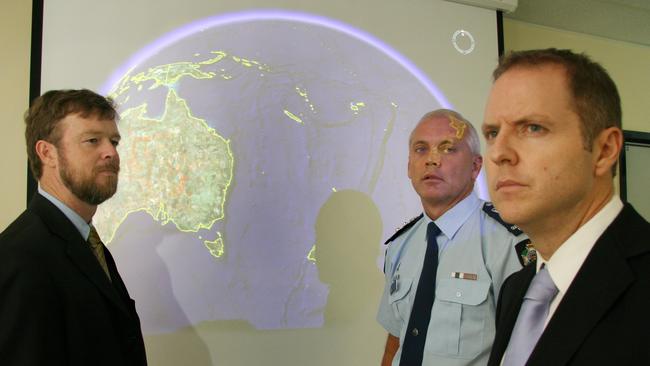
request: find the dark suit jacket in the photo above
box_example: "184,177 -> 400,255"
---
488,203 -> 650,365
0,193 -> 147,365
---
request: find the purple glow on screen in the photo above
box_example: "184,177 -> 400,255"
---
100,9 -> 451,109
94,8 -> 503,333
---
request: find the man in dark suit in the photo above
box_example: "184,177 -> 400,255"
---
481,48 -> 650,365
0,89 -> 147,365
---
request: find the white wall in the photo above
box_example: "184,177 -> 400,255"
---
504,18 -> 650,134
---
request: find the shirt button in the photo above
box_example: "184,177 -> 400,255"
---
456,291 -> 462,297
411,328 -> 419,336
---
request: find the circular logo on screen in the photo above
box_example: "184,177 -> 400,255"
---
452,29 -> 476,55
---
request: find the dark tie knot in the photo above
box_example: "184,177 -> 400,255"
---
427,222 -> 441,241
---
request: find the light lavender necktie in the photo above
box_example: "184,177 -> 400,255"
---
502,265 -> 558,366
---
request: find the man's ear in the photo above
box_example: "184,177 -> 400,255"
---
472,155 -> 483,180
593,127 -> 623,177
35,140 -> 58,169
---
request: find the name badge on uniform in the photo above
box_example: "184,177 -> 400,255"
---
390,274 -> 400,295
451,272 -> 477,280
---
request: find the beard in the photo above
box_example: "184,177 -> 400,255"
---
59,152 -> 120,205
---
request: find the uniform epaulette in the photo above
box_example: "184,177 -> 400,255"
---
515,239 -> 537,267
384,214 -> 423,245
482,202 -> 523,236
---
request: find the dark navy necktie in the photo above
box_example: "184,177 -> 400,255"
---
400,222 -> 441,365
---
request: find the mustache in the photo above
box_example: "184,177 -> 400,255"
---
95,160 -> 120,174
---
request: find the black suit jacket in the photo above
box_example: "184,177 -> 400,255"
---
0,193 -> 147,365
488,203 -> 650,365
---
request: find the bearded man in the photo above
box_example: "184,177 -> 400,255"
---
0,89 -> 147,365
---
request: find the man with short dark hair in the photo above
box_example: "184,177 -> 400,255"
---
483,48 -> 650,365
0,89 -> 147,365
377,109 -> 528,365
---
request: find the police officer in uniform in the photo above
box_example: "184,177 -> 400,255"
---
377,109 -> 530,366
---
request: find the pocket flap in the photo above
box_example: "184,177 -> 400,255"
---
436,278 -> 490,305
388,276 -> 413,304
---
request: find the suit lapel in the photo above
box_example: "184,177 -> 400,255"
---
528,208 -> 637,365
489,264 -> 536,365
30,194 -> 131,316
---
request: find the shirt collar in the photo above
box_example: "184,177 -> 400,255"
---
424,190 -> 481,240
538,195 -> 623,293
38,186 -> 91,240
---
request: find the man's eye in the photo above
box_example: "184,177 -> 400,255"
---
440,146 -> 455,154
87,138 -> 98,144
414,147 -> 426,153
483,129 -> 498,140
524,124 -> 546,134
111,140 -> 120,147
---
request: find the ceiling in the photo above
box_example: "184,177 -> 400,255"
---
505,0 -> 650,47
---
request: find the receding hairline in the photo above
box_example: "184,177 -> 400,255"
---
409,110 -> 481,155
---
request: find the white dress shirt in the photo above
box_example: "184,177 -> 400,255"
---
537,195 -> 623,327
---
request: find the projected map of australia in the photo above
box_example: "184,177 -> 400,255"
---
94,11 -> 447,333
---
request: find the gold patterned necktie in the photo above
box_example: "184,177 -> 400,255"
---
88,226 -> 111,281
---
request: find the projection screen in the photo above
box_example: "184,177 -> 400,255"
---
39,1 -> 500,364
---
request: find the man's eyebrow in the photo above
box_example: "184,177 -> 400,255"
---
79,130 -> 122,140
481,122 -> 498,132
515,115 -> 552,126
410,139 -> 427,146
483,114 -> 551,130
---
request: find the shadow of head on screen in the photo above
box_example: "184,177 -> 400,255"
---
315,189 -> 383,324
185,190 -> 385,365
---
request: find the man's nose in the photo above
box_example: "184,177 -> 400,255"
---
488,131 -> 517,166
426,150 -> 441,167
101,140 -> 119,161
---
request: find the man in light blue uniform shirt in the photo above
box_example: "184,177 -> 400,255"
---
377,109 -> 530,366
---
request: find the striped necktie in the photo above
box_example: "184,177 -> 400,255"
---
88,226 -> 112,281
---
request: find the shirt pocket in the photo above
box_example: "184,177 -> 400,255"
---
427,278 -> 491,359
388,275 -> 413,324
